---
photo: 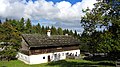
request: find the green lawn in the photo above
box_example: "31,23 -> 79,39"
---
0,59 -> 115,67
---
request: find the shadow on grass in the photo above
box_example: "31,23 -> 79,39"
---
47,60 -> 115,67
83,56 -> 115,61
1,66 -> 7,67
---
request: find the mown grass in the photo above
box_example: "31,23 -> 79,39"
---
0,59 -> 115,67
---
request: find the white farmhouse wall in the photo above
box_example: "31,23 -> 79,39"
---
29,53 -> 52,64
18,49 -> 80,64
18,52 -> 30,64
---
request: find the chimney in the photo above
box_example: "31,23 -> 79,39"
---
47,30 -> 51,37
65,34 -> 68,36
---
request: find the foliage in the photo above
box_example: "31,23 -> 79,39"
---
0,21 -> 21,60
80,0 -> 120,59
58,27 -> 63,35
0,20 -> 1,24
17,17 -> 25,32
51,26 -> 58,35
25,18 -> 32,33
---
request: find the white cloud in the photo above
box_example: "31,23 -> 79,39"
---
0,0 -> 25,19
23,0 -> 96,23
0,0 -> 97,33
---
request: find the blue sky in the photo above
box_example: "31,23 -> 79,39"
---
0,0 -> 97,34
45,0 -> 82,4
30,0 -> 82,4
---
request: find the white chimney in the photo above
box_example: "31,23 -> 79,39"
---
47,30 -> 51,37
65,34 -> 68,36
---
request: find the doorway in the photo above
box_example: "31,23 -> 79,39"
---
48,55 -> 50,62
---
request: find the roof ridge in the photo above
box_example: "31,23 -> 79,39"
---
22,34 -> 73,36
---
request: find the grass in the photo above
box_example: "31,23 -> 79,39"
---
0,59 -> 115,67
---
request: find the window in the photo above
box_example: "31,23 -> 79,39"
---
57,47 -> 62,49
76,52 -> 77,55
70,53 -> 72,56
35,50 -> 39,52
43,56 -> 45,59
75,52 -> 77,56
62,53 -> 64,56
66,52 -> 69,55
25,57 -> 27,59
58,53 -> 60,57
21,55 -> 23,58
54,54 -> 57,58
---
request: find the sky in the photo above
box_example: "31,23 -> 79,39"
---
0,0 -> 97,34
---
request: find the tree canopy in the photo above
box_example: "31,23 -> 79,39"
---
80,0 -> 120,59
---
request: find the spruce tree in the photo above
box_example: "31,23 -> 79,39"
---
25,18 -> 32,33
58,27 -> 63,35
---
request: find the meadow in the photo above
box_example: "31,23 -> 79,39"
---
0,59 -> 115,67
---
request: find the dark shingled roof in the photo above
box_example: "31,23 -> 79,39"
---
22,34 -> 80,48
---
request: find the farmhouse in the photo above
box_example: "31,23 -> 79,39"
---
18,30 -> 80,64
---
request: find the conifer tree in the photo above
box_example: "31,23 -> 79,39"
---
36,23 -> 41,34
0,20 -> 1,24
17,17 -> 25,32
51,26 -> 58,35
25,18 -> 32,33
58,27 -> 63,35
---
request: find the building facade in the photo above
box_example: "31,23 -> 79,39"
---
18,31 -> 80,64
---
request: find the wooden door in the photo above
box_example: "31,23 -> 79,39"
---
48,55 -> 50,62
